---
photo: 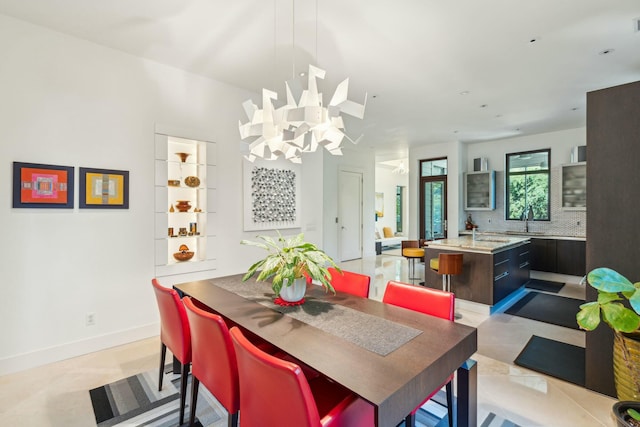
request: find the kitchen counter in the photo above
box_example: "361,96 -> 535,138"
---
427,235 -> 530,253
425,236 -> 531,306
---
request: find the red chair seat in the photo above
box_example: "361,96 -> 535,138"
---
230,326 -> 374,427
383,280 -> 455,427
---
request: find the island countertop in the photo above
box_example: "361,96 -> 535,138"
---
426,235 -> 530,253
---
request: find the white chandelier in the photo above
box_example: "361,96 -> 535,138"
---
392,160 -> 409,175
239,64 -> 367,163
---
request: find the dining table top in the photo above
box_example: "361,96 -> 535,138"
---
174,274 -> 478,427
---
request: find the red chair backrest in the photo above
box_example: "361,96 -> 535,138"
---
183,296 -> 239,414
382,280 -> 455,321
328,268 -> 370,298
230,326 -> 321,427
151,278 -> 191,364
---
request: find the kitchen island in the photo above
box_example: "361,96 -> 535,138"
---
424,235 -> 531,307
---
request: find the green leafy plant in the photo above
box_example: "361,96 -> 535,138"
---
241,231 -> 339,297
577,267 -> 640,333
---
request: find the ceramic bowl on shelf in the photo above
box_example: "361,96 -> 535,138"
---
184,176 -> 200,188
174,244 -> 194,261
167,179 -> 180,187
173,251 -> 194,261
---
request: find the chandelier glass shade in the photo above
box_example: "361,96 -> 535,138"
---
239,64 -> 366,163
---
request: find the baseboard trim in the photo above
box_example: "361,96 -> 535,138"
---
0,323 -> 159,376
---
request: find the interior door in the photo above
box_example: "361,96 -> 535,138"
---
420,176 -> 447,240
338,170 -> 363,261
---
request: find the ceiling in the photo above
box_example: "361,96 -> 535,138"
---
1,0 -> 639,161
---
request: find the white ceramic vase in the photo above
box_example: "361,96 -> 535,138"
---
279,277 -> 307,302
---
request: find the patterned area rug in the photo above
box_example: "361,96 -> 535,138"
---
89,366 -> 226,426
91,367 -> 518,427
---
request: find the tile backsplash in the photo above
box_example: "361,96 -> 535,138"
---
464,169 -> 586,237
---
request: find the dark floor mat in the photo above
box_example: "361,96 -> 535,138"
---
505,291 -> 583,330
525,279 -> 565,293
514,335 -> 585,387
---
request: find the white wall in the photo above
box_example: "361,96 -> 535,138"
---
374,166 -> 409,235
465,127 -> 585,171
0,13 -> 351,374
322,147 -> 376,259
408,141 -> 464,239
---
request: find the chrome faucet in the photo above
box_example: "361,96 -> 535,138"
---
523,205 -> 534,232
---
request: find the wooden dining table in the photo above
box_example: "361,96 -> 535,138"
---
174,274 -> 478,427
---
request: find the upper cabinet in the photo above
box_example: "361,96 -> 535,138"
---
561,162 -> 586,210
464,170 -> 496,210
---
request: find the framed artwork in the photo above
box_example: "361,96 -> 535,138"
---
79,167 -> 129,209
12,161 -> 74,208
243,158 -> 301,231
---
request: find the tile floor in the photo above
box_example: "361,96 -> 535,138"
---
0,252 -> 617,426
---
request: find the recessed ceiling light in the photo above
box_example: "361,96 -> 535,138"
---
571,107 -> 580,111
460,91 -> 470,95
529,37 -> 539,43
480,104 -> 488,108
599,48 -> 615,55
495,114 -> 502,118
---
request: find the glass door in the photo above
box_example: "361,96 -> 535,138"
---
419,158 -> 447,241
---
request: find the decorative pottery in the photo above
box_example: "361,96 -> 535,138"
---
175,200 -> 191,212
167,179 -> 180,187
613,331 -> 640,401
278,278 -> 307,303
173,244 -> 194,261
175,152 -> 190,162
169,204 -> 175,212
613,401 -> 640,427
184,176 -> 200,188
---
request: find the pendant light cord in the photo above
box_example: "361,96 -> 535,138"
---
291,0 -> 295,79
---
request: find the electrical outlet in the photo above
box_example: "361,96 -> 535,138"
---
86,312 -> 96,326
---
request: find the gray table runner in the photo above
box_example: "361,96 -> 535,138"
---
210,276 -> 422,356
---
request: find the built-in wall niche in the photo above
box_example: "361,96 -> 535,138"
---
154,134 -> 217,277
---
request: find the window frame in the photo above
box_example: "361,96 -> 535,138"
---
505,149 -> 551,221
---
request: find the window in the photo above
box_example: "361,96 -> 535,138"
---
396,186 -> 404,232
505,149 -> 550,220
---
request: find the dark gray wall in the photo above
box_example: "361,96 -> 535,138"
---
586,80 -> 640,396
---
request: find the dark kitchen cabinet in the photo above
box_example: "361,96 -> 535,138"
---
530,238 -> 585,276
530,238 -> 556,272
556,239 -> 586,277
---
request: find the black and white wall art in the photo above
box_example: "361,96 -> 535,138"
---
243,158 -> 301,231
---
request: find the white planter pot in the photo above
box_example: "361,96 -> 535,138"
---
279,278 -> 307,302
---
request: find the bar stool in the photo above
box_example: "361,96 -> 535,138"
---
402,240 -> 425,284
430,253 -> 463,292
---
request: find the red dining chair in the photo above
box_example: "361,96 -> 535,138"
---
183,296 -> 239,427
229,326 -> 375,427
326,267 -> 370,298
383,280 -> 455,427
151,278 -> 191,425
